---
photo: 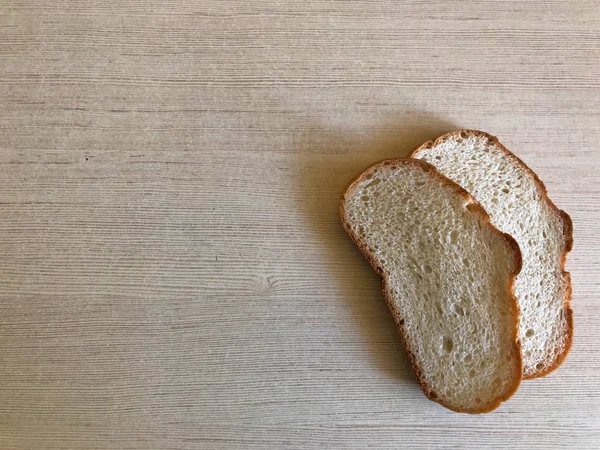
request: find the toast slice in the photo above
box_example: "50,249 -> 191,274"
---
341,158 -> 522,413
411,131 -> 573,379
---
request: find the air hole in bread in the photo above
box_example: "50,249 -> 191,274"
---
542,231 -> 547,239
463,257 -> 470,267
364,178 -> 381,189
361,195 -> 369,202
468,369 -> 476,378
435,302 -> 443,315
435,155 -> 441,160
525,329 -> 535,338
450,230 -> 459,244
460,131 -> 468,139
536,363 -> 544,371
424,264 -> 433,274
442,336 -> 454,353
464,354 -> 472,362
416,181 -> 426,186
453,304 -> 465,317
491,197 -> 499,204
502,187 -> 510,194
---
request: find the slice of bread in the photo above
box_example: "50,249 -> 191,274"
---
341,158 -> 522,413
411,131 -> 573,379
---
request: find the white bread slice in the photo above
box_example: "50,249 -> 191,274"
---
411,130 -> 573,379
341,158 -> 522,413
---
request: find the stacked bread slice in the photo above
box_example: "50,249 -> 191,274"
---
341,130 -> 572,413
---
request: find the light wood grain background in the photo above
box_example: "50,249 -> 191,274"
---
1,1 -> 599,448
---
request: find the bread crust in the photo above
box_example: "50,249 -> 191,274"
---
340,158 -> 523,414
411,130 -> 573,379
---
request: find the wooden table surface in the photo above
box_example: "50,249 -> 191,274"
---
1,1 -> 599,448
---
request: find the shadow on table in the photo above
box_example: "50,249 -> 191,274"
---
292,112 -> 458,385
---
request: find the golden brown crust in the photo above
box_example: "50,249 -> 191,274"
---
340,158 -> 523,414
411,130 -> 574,379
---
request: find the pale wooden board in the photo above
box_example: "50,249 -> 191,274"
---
1,1 -> 599,448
